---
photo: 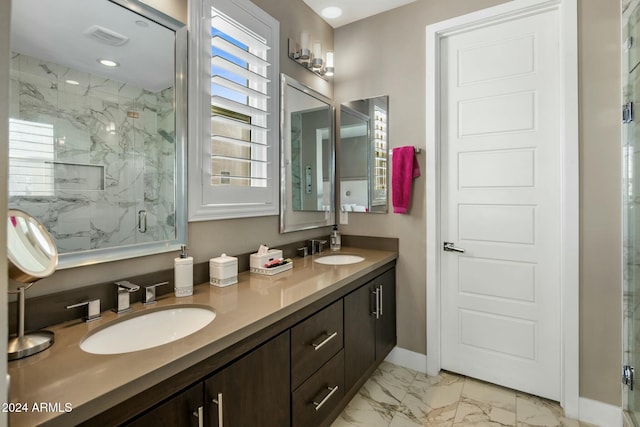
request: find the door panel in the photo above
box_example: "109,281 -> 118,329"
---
440,8 -> 561,400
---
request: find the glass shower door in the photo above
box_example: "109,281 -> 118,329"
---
625,4 -> 640,425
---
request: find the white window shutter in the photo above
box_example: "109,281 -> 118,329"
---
189,0 -> 279,221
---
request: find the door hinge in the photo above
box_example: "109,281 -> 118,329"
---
623,365 -> 634,390
624,101 -> 634,124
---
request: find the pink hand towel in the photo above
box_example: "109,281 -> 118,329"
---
392,146 -> 420,214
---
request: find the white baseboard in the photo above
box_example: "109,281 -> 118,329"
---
384,346 -> 428,374
578,397 -> 622,427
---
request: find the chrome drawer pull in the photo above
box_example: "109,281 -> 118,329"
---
212,392 -> 223,427
311,331 -> 338,351
312,385 -> 339,411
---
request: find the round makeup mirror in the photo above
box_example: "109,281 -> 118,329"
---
7,209 -> 58,360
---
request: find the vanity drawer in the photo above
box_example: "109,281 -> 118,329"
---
291,299 -> 343,389
292,350 -> 345,427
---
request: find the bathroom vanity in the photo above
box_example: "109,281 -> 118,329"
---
8,247 -> 396,427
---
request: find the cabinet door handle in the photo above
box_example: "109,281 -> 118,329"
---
312,385 -> 339,411
192,406 -> 203,427
212,392 -> 223,427
372,288 -> 380,319
311,331 -> 338,351
379,285 -> 383,316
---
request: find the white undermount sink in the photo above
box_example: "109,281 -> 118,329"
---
80,305 -> 216,355
314,254 -> 365,265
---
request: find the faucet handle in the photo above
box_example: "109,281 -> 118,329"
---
143,281 -> 169,305
66,299 -> 101,322
115,280 -> 140,292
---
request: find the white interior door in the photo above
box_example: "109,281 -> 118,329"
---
439,7 -> 562,401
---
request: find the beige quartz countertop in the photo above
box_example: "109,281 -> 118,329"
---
8,247 -> 396,427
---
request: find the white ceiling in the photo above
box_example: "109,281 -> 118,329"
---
11,0 -> 175,92
303,0 -> 417,28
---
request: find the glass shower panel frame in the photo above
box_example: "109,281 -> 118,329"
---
625,2 -> 640,425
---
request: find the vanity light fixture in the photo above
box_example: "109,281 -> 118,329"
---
97,58 -> 119,67
288,33 -> 335,79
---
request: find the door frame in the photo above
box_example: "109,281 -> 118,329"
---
425,0 -> 579,417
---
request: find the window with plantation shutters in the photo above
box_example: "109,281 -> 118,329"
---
189,0 -> 279,220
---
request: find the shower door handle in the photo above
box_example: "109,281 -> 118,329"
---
443,242 -> 465,253
138,210 -> 147,233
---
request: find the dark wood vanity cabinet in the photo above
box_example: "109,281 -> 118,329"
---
124,382 -> 203,427
204,331 -> 291,427
123,332 -> 290,427
110,264 -> 395,427
344,267 -> 396,393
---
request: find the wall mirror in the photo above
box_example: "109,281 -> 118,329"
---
8,0 -> 187,268
280,74 -> 335,233
339,96 -> 389,213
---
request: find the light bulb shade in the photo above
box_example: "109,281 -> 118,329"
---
313,41 -> 322,59
300,32 -> 310,50
326,51 -> 334,68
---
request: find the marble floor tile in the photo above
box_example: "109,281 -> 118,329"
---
333,363 -> 592,427
394,371 -> 465,427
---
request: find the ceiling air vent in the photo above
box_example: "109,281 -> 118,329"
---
83,25 -> 129,46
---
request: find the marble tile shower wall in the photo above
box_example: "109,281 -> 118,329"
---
8,52 -> 175,253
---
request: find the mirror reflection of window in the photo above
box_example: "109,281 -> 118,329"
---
8,119 -> 55,197
339,96 -> 389,214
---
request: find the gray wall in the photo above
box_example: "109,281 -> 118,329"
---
334,0 -> 622,407
578,0 -> 622,406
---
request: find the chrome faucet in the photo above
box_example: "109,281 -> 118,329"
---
309,239 -> 328,255
114,280 -> 140,314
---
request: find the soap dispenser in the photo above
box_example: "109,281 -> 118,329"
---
174,245 -> 193,297
330,224 -> 341,251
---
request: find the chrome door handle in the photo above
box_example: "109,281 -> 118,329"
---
443,242 -> 465,253
372,288 -> 380,319
192,406 -> 203,427
212,392 -> 223,427
138,209 -> 147,233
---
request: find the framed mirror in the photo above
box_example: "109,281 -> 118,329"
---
8,0 -> 187,268
339,96 -> 389,213
280,74 -> 335,233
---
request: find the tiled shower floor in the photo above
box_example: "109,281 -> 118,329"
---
331,362 -> 598,427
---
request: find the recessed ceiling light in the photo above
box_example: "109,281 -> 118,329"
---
97,58 -> 119,67
135,20 -> 148,28
65,79 -> 80,85
321,6 -> 343,19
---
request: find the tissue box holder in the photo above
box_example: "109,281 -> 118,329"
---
250,249 -> 291,275
209,254 -> 238,287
